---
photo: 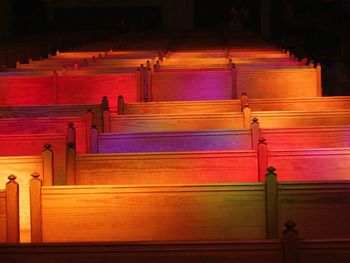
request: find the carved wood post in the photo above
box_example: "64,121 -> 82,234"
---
316,63 -> 322,97
146,67 -> 152,102
258,137 -> 268,182
85,110 -> 93,153
66,122 -> 76,146
243,104 -> 252,128
265,167 -> 278,239
90,124 -> 98,154
118,95 -> 125,115
30,172 -> 42,243
139,64 -> 146,102
251,118 -> 260,150
6,175 -> 19,243
282,221 -> 299,263
66,142 -> 76,185
241,92 -> 248,112
42,144 -> 53,186
102,96 -> 111,133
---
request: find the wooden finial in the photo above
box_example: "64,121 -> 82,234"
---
118,95 -> 125,115
31,172 -> 41,179
44,144 -> 52,150
102,96 -> 109,111
259,137 -> 266,144
284,220 -> 297,234
267,166 -> 276,175
252,117 -> 259,124
8,174 -> 17,181
67,142 -> 75,149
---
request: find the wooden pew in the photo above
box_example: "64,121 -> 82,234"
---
0,73 -> 141,111
234,66 -> 321,98
0,241 -> 283,262
150,69 -> 234,101
0,115 -> 91,154
0,102 -> 104,132
56,72 -> 140,111
30,175 -> 266,242
66,148 -> 258,185
1,224 -> 350,262
278,181 -> 350,239
0,75 -> 56,106
0,175 -> 19,243
107,111 -> 250,133
253,110 -> 350,128
118,95 -> 350,115
107,108 -> 350,133
260,125 -> 350,149
91,128 -> 254,153
0,136 -> 65,184
0,149 -> 52,243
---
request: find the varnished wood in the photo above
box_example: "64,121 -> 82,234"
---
74,151 -> 259,185
84,111 -> 93,154
90,124 -> 98,154
39,183 -> 265,242
0,156 -> 43,242
243,104 -> 252,128
236,67 -> 318,98
109,112 -> 244,133
277,181 -> 350,239
41,145 -> 53,186
265,168 -> 278,240
0,190 -> 6,243
316,63 -> 322,96
66,143 -> 76,185
5,175 -> 19,243
257,138 -> 268,182
0,240 -> 283,263
97,129 -> 253,153
30,173 -> 42,243
251,118 -> 260,150
122,97 -> 350,115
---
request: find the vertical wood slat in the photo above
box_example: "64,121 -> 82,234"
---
139,64 -> 146,102
102,96 -> 111,133
6,175 -> 19,243
118,95 -> 125,115
66,143 -> 76,185
258,138 -> 268,182
30,173 -> 42,243
316,63 -> 322,97
243,104 -> 252,128
90,124 -> 98,154
146,67 -> 152,102
66,122 -> 76,146
241,92 -> 248,112
251,118 -> 260,150
282,221 -> 299,263
42,144 -> 53,186
85,111 -> 93,153
265,167 -> 278,240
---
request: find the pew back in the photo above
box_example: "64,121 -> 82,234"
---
35,183 -> 266,242
0,157 -> 42,242
73,151 -> 258,185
